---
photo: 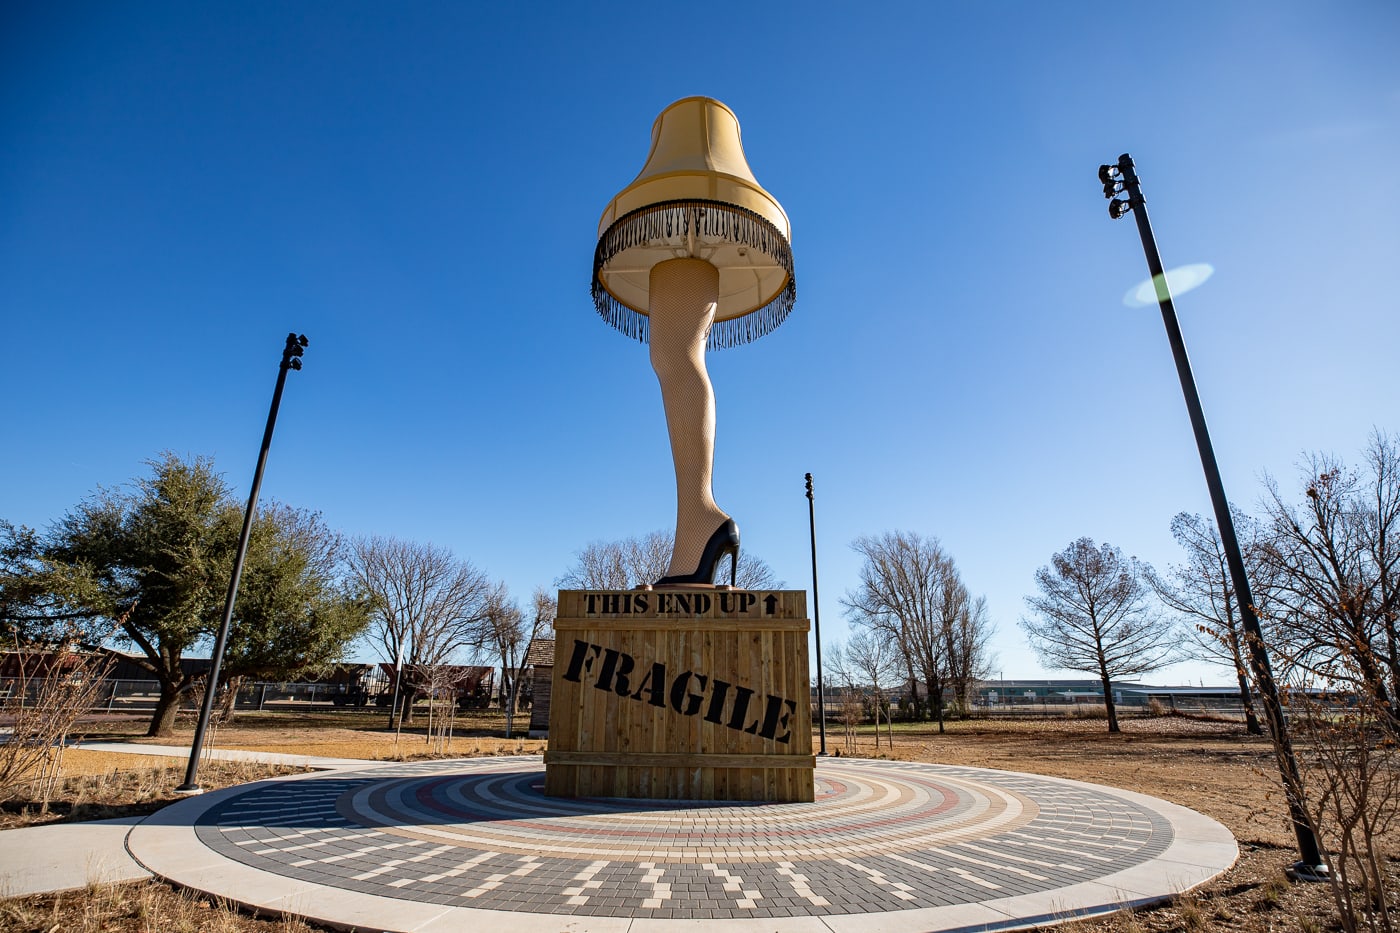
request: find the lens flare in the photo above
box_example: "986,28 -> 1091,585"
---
1123,263 -> 1214,308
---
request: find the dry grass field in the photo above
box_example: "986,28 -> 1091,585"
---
1,709 -> 1393,932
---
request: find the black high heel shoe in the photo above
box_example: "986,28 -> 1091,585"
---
655,519 -> 740,587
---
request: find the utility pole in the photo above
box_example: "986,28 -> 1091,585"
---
177,333 -> 308,794
805,473 -> 827,756
1100,154 -> 1325,878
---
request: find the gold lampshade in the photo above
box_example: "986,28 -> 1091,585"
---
592,97 -> 796,349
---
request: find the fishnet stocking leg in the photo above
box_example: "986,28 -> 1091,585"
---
649,259 -> 729,579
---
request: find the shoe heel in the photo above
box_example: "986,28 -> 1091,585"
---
654,518 -> 740,587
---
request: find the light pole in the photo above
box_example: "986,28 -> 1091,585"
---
177,333 -> 308,794
1100,154 -> 1326,879
804,473 -> 827,756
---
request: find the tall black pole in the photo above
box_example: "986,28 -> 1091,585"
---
1102,154 -> 1326,877
805,473 -> 827,756
177,333 -> 308,794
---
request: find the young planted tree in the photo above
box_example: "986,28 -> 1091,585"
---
0,628 -> 116,805
844,627 -> 902,747
1020,537 -> 1180,733
1289,673 -> 1400,933
823,640 -> 863,755
1150,510 -> 1273,734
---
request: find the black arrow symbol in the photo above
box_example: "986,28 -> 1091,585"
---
763,594 -> 779,615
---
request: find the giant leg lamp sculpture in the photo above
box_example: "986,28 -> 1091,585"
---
592,97 -> 796,586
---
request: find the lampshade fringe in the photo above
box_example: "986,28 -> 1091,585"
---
592,199 -> 797,350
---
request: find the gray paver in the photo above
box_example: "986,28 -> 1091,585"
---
123,755 -> 1237,933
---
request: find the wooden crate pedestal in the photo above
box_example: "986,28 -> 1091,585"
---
544,589 -> 814,802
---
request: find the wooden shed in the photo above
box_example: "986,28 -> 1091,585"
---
525,638 -> 554,738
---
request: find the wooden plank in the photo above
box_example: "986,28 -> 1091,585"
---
688,623 -> 701,798
556,589 -> 806,621
545,751 -> 816,769
647,624 -> 663,797
555,617 -> 809,633
697,627 -> 711,799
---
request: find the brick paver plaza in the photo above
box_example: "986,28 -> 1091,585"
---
127,755 -> 1237,932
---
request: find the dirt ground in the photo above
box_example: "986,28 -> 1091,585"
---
828,716 -> 1364,932
0,757 -> 302,830
1,710 -> 1394,932
118,732 -> 548,763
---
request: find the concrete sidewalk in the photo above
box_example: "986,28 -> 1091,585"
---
0,816 -> 151,897
1,742 -> 385,898
74,741 -> 374,770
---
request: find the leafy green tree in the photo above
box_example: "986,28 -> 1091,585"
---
220,505 -> 371,687
1,520 -> 107,644
16,453 -> 367,736
44,455 -> 232,735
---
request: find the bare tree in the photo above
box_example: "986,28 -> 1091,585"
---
558,530 -> 780,590
844,532 -> 990,733
945,595 -> 994,714
1021,538 -> 1180,733
1260,431 -> 1400,726
558,531 -> 670,589
477,584 -> 548,738
1150,510 -> 1273,735
732,553 -> 780,590
532,588 -> 558,642
348,536 -> 493,725
502,587 -> 557,738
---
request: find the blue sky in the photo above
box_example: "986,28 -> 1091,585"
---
3,2 -> 1397,683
